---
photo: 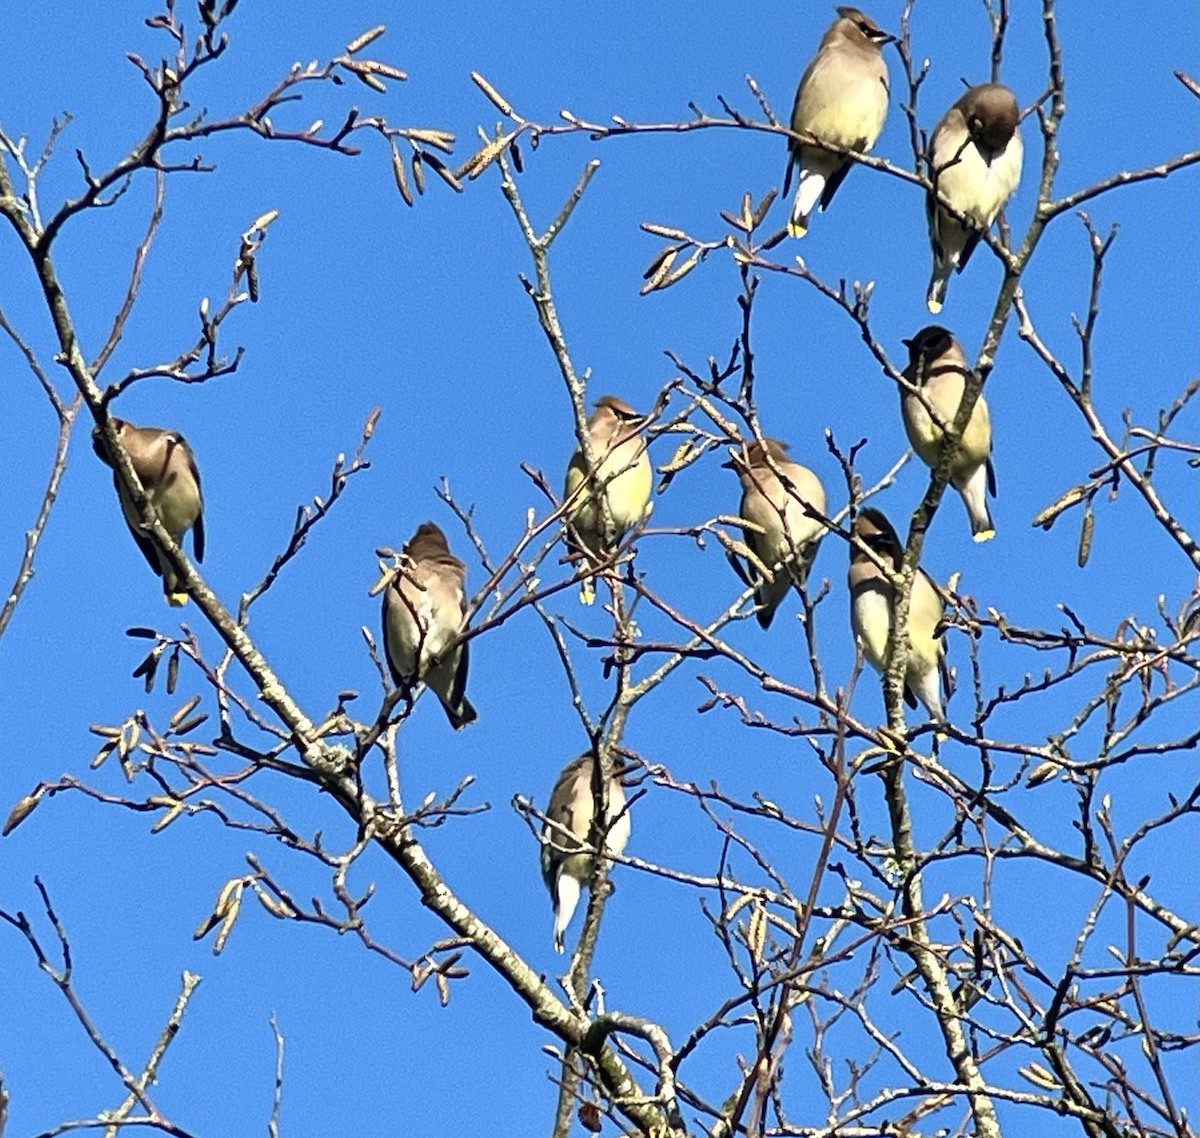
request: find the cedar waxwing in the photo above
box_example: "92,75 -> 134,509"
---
900,325 -> 997,542
848,508 -> 948,721
925,83 -> 1023,313
786,7 -> 892,238
723,438 -> 828,629
382,521 -> 477,730
563,395 -> 653,604
540,751 -> 631,954
93,419 -> 205,606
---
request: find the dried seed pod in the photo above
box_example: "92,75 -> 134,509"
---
720,209 -> 751,234
169,695 -> 203,730
345,25 -> 386,54
150,802 -> 185,832
405,128 -> 455,153
194,907 -> 222,942
1077,505 -> 1095,567
212,889 -> 243,954
343,63 -> 387,93
3,789 -> 44,836
640,249 -> 681,296
751,188 -> 778,228
640,222 -> 690,241
252,883 -> 295,919
368,562 -> 398,598
117,720 -> 141,763
1026,759 -> 1061,788
391,143 -> 413,206
172,714 -> 208,737
357,60 -> 407,82
713,528 -> 772,582
422,151 -> 463,193
470,71 -> 514,117
462,135 -> 509,181
657,440 -> 705,476
194,877 -> 246,941
133,646 -> 162,692
655,439 -> 711,493
658,251 -> 701,289
1018,1062 -> 1060,1089
1032,484 -> 1087,530
747,899 -> 766,965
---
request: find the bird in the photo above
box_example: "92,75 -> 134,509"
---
925,82 -> 1023,313
900,325 -> 996,542
563,394 -> 653,604
848,508 -> 948,722
723,438 -> 828,629
785,7 -> 892,238
540,751 -> 632,954
93,418 -> 205,606
382,521 -> 477,730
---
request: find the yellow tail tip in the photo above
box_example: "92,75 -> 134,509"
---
927,298 -> 943,315
972,528 -> 996,544
787,221 -> 808,239
579,584 -> 596,606
167,592 -> 189,607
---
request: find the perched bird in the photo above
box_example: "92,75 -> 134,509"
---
785,7 -> 892,237
848,508 -> 948,721
93,419 -> 205,606
925,83 -> 1023,313
540,751 -> 632,954
382,521 -> 477,730
563,395 -> 653,604
724,438 -> 828,629
900,325 -> 996,542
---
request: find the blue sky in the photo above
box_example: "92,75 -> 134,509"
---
1,2 -> 1197,1135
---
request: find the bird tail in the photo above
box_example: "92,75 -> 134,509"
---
926,207 -> 964,313
754,589 -> 778,631
444,695 -> 478,731
789,168 -> 827,238
565,525 -> 599,605
166,591 -> 189,607
907,667 -> 945,724
959,467 -> 996,542
552,874 -> 583,954
926,262 -> 951,314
